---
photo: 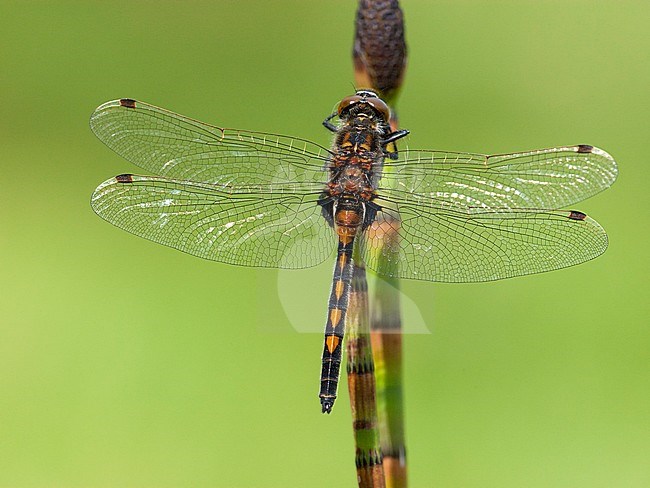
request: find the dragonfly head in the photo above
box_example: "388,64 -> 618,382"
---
337,89 -> 390,123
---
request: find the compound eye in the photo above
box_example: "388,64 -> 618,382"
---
337,95 -> 362,115
366,97 -> 391,122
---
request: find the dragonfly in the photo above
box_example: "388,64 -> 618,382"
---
90,90 -> 617,414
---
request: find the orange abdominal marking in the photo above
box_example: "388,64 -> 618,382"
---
334,280 -> 345,299
329,308 -> 343,327
326,335 -> 340,353
335,210 -> 362,226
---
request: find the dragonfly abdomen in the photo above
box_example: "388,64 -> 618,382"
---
320,236 -> 356,414
319,201 -> 365,414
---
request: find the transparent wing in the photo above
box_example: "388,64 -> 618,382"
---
91,174 -> 335,269
90,99 -> 331,186
360,197 -> 608,282
380,145 -> 617,209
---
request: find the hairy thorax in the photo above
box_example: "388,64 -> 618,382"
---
318,116 -> 387,241
326,117 -> 385,202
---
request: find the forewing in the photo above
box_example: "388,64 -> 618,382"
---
381,145 -> 617,210
91,175 -> 335,269
361,198 -> 608,282
90,99 -> 331,186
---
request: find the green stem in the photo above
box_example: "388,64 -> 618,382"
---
347,256 -> 385,487
368,216 -> 407,488
370,275 -> 406,486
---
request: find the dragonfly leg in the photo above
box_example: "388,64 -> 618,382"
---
383,129 -> 410,160
323,113 -> 338,133
382,129 -> 409,145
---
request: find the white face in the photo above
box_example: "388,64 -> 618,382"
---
356,89 -> 379,98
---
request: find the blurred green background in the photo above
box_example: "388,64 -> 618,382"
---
0,1 -> 647,486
